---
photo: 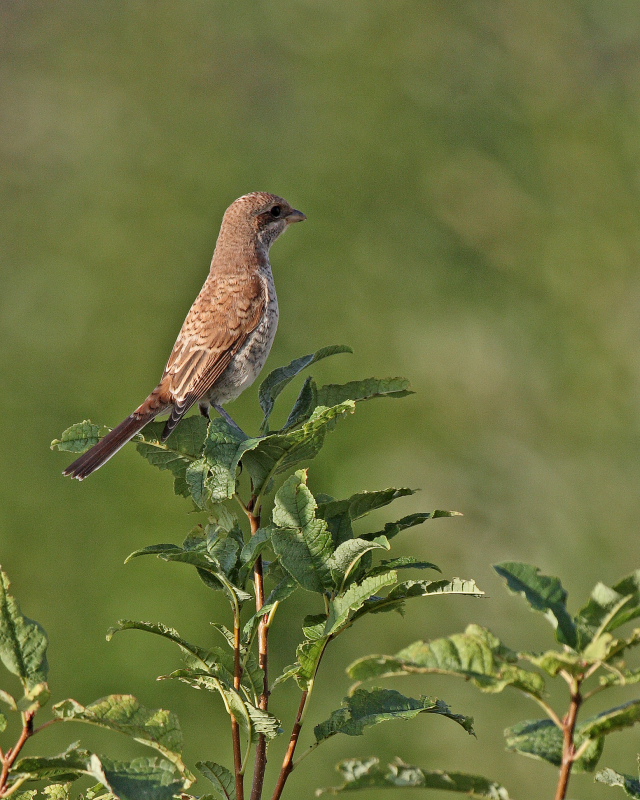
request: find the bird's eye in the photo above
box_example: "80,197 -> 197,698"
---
270,205 -> 282,218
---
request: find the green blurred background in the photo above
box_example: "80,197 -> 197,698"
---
3,1 -> 640,797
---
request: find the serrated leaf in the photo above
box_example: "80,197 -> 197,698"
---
579,699 -> 640,739
314,688 -> 473,743
283,375 -> 317,429
362,511 -> 460,542
576,571 -> 640,650
51,421 -> 107,453
366,557 -> 440,576
101,756 -> 189,800
347,624 -> 545,697
505,718 -> 603,772
271,471 -> 334,593
52,696 -> 188,776
242,576 -> 298,641
316,756 -> 512,798
13,745 -> 97,784
293,637 -> 330,690
494,562 -> 577,648
315,377 -> 414,408
326,572 -> 398,635
596,768 -> 640,797
0,567 -> 48,690
241,402 -> 355,495
43,785 -> 72,800
327,538 -> 390,587
317,489 -> 416,544
135,416 -> 208,498
18,680 -> 51,712
197,761 -> 236,800
198,420 -> 248,502
259,345 -> 352,431
355,578 -> 484,619
0,689 -> 17,710
107,620 -> 217,673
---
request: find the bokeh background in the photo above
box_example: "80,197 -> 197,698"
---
3,1 -> 640,797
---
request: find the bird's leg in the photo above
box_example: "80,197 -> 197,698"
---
199,402 -> 210,419
213,404 -> 247,437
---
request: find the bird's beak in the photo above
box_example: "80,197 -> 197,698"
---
285,209 -> 307,224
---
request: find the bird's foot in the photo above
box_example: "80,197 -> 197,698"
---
213,404 -> 248,438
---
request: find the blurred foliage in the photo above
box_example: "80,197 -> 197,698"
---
3,1 -> 640,797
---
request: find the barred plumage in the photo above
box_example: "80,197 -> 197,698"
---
64,192 -> 306,480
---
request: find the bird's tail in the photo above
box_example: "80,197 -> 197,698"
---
63,410 -> 158,480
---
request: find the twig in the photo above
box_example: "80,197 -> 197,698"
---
271,691 -> 308,800
246,496 -> 269,800
232,613 -> 245,800
554,678 -> 583,800
0,712 -> 35,798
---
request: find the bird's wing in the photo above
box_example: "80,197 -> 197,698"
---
161,272 -> 266,438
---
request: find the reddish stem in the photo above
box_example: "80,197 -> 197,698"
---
232,618 -> 245,800
247,500 -> 269,800
270,691 -> 308,800
0,712 -> 35,797
554,684 -> 583,800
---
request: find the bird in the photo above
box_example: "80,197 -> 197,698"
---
63,191 -> 306,480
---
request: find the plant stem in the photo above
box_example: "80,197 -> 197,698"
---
246,496 -> 269,800
232,614 -> 245,800
0,712 -> 35,797
554,678 -> 583,800
270,691 -> 308,800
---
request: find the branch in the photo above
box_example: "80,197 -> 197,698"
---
0,712 -> 35,797
246,496 -> 269,800
554,682 -> 583,800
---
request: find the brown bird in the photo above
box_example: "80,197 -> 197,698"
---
64,192 -> 306,480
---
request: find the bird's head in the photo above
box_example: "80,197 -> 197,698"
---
220,192 -> 306,253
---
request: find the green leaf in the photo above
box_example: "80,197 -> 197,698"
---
293,637 -> 330,690
52,696 -> 189,777
197,761 -> 236,800
596,768 -> 640,797
13,744 -> 192,800
355,578 -> 484,619
0,567 -> 48,690
135,416 -> 208,498
107,620 -> 217,673
51,421 -> 106,453
576,571 -> 640,650
242,576 -> 298,641
314,688 -> 474,743
347,624 -> 545,697
271,471 -> 334,593
43,785 -> 72,800
505,718 -> 603,772
16,751 -> 190,800
316,757 -> 512,798
366,557 -> 440,576
315,377 -> 414,408
363,511 -> 461,542
494,562 -> 577,648
100,757 -> 188,800
326,572 -> 398,635
317,489 -> 416,543
197,420 -> 249,503
18,680 -> 51,713
579,699 -> 640,739
241,402 -> 356,495
0,710 -> 6,732
258,345 -> 352,430
283,375 -> 317,429
327,538 -> 390,587
0,689 -> 17,710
